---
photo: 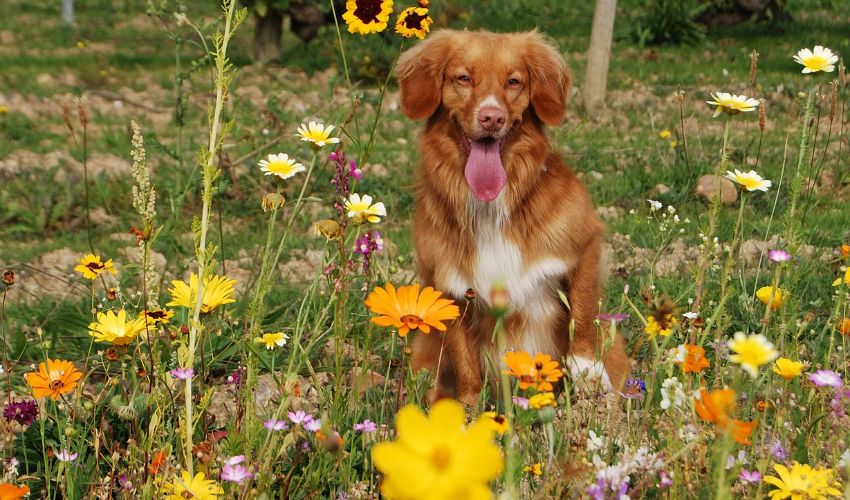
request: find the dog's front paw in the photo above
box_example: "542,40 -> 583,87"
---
565,355 -> 612,393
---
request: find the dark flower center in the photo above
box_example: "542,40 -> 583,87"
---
534,361 -> 544,370
400,314 -> 424,330
403,10 -> 427,30
86,261 -> 106,271
49,380 -> 64,390
354,0 -> 383,24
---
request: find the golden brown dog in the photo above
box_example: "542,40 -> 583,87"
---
395,30 -> 630,404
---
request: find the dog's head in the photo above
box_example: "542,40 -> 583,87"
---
396,30 -> 571,201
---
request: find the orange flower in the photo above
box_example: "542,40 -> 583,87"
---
24,358 -> 83,400
838,317 -> 850,336
502,351 -> 564,392
364,283 -> 460,337
841,244 -> 850,259
694,388 -> 756,445
0,483 -> 30,500
149,449 -> 167,475
674,344 -> 711,373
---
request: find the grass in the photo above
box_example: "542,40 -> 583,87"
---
1,0 -> 850,498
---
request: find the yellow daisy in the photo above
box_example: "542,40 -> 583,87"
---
728,332 -> 778,378
258,153 -> 306,180
295,121 -> 340,148
528,392 -> 557,409
74,254 -> 117,280
793,45 -> 839,74
139,308 -> 175,326
88,309 -> 147,345
706,92 -> 760,118
725,169 -> 772,192
166,273 -> 237,314
253,332 -> 289,350
523,463 -> 543,477
345,193 -> 386,224
395,6 -> 432,39
163,471 -> 223,500
480,412 -> 510,436
343,0 -> 394,35
371,399 -> 503,500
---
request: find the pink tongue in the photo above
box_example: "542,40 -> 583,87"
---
464,140 -> 506,202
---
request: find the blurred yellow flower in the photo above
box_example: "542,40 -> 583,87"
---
74,254 -> 117,280
528,392 -> 557,409
659,129 -> 671,139
523,463 -> 543,477
0,105 -> 8,114
832,268 -> 850,287
728,332 -> 778,378
296,121 -> 340,149
756,286 -> 786,310
772,358 -> 804,381
343,0 -> 393,35
372,399 -> 503,499
706,92 -> 759,118
89,309 -> 147,345
793,45 -> 839,74
480,412 -> 510,436
645,314 -> 677,339
166,273 -> 237,313
764,462 -> 841,499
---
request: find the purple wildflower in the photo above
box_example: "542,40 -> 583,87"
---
353,231 -> 384,274
222,462 -> 253,484
264,419 -> 288,431
739,469 -> 762,484
304,418 -> 322,432
349,161 -> 362,180
512,396 -> 529,409
658,470 -> 673,488
118,474 -> 133,491
768,438 -> 789,461
620,379 -> 646,399
597,312 -> 629,323
587,477 -> 605,500
227,365 -> 246,388
288,410 -> 313,426
353,419 -> 377,433
3,399 -> 39,426
768,249 -> 791,263
168,368 -> 194,380
808,369 -> 843,389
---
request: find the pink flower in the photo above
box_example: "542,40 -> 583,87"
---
512,396 -> 529,410
56,449 -> 78,462
353,419 -> 377,433
768,249 -> 791,263
168,368 -> 194,380
222,462 -> 253,484
739,469 -> 762,484
264,418 -> 288,431
288,410 -> 313,426
808,369 -> 843,389
304,418 -> 322,432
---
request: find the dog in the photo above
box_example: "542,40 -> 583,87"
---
395,30 -> 630,404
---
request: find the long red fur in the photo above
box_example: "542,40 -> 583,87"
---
395,30 -> 630,403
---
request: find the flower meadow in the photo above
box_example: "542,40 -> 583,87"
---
1,1 -> 850,499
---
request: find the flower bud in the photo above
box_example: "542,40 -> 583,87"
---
261,193 -> 286,212
2,270 -> 14,286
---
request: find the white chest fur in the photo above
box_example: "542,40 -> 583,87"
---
436,196 -> 569,355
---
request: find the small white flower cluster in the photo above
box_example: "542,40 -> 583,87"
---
645,200 -> 687,234
130,120 -> 156,221
660,377 -> 688,411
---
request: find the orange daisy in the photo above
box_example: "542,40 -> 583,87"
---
675,344 -> 711,373
502,351 -> 564,392
838,317 -> 850,336
24,358 -> 83,400
694,388 -> 756,445
364,283 -> 460,337
0,483 -> 30,500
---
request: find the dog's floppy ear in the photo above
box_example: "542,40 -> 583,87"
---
395,31 -> 456,120
523,32 -> 571,126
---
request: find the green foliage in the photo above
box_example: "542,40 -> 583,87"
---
630,0 -> 707,46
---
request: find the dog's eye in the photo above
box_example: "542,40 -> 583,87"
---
456,75 -> 471,85
507,78 -> 522,87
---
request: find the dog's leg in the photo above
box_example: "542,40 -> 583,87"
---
411,331 -> 454,402
442,320 -> 484,406
564,237 -> 630,392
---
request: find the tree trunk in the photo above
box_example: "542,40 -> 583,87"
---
62,0 -> 74,25
584,0 -> 617,110
253,10 -> 284,65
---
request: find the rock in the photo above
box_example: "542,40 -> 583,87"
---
652,183 -> 670,196
595,206 -> 623,220
347,368 -> 388,395
694,174 -> 737,205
